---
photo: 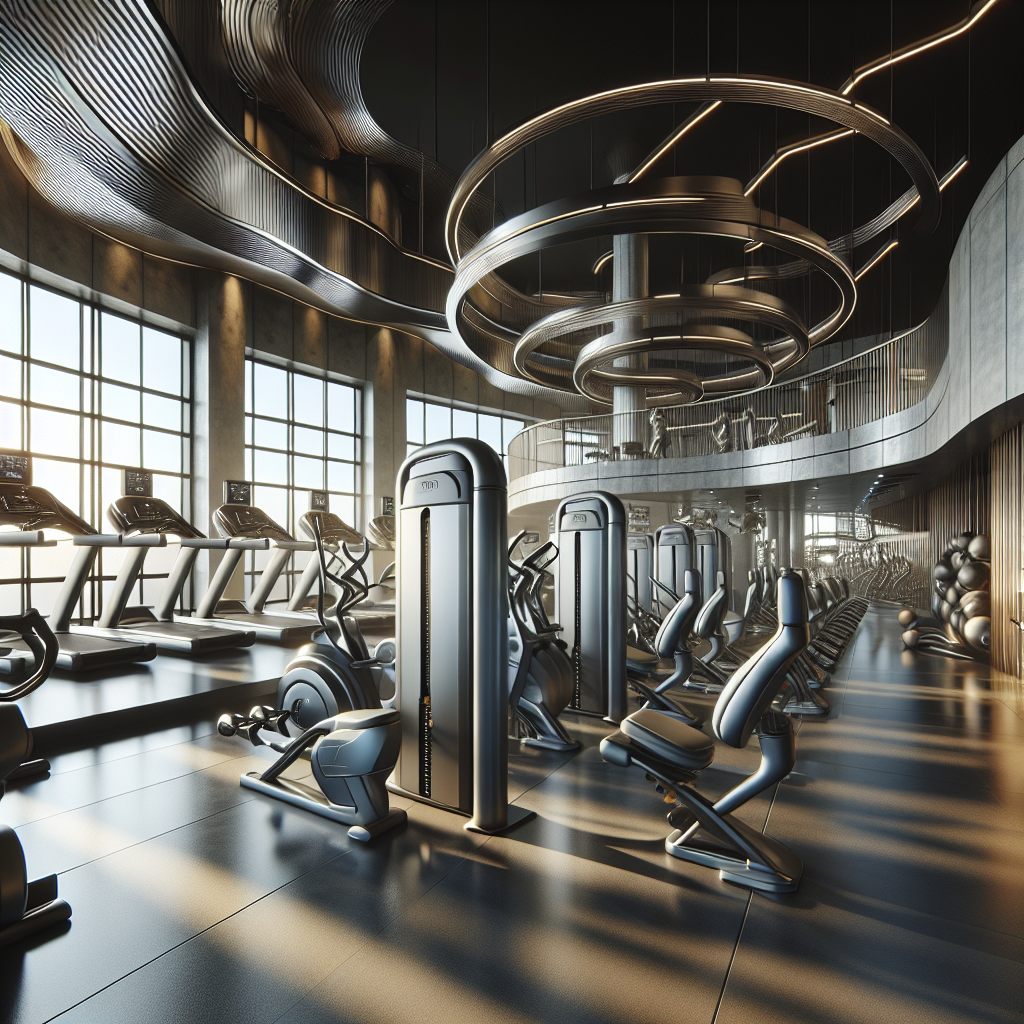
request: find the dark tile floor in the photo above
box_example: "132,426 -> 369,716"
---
1,607 -> 1021,1024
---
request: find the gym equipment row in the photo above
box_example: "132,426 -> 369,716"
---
0,450 -> 394,676
1,444 -> 877,957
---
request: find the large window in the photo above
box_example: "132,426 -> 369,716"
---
406,396 -> 526,475
243,357 -> 362,602
0,269 -> 192,619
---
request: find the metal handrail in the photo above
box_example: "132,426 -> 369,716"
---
508,282 -> 948,480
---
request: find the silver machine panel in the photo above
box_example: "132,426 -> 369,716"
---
694,527 -> 733,606
392,440 -> 524,834
554,491 -> 627,723
654,524 -> 695,606
626,533 -> 654,614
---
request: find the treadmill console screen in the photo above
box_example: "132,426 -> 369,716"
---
223,480 -> 252,505
0,451 -> 31,484
123,469 -> 153,496
309,489 -> 328,511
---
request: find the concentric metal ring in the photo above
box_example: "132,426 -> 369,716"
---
446,75 -> 940,262
513,287 -> 807,397
573,324 -> 776,405
447,178 -> 842,400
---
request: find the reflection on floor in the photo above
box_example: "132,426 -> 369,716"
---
1,607 -> 1021,1024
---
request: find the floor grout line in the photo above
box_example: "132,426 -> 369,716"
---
7,747 -> 258,831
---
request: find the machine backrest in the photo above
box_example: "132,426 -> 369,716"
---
654,569 -> 702,658
743,570 -> 759,619
694,571 -> 729,639
712,570 -> 809,749
213,503 -> 292,541
107,495 -> 204,538
0,483 -> 95,535
798,569 -> 825,623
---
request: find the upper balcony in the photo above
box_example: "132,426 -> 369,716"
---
506,134 -> 1024,512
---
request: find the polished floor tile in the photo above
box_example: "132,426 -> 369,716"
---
716,878 -> 1024,1024
0,606 -> 1020,1024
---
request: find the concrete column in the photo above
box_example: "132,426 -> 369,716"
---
364,326 -> 405,578
611,234 -> 647,457
193,272 -> 247,603
790,510 -> 806,569
776,508 -> 791,567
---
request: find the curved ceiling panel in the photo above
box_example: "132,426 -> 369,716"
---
220,0 -> 492,236
0,0 -> 448,325
0,0 -> 572,402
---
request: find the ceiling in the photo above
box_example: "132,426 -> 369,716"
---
361,0 -> 1024,351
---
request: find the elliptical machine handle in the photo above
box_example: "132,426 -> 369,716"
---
0,608 -> 59,701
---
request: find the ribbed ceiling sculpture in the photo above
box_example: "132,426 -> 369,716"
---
0,0 -> 447,331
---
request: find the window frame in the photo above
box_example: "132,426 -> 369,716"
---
243,353 -> 363,604
404,393 -> 532,477
0,267 -> 193,622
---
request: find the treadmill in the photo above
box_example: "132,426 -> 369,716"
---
67,470 -> 256,654
178,481 -> 317,644
0,452 -> 157,674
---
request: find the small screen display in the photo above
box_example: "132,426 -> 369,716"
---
123,469 -> 153,497
223,481 -> 252,506
309,490 -> 328,511
0,451 -> 31,484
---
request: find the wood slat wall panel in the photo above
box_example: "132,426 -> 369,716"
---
990,424 -> 1023,681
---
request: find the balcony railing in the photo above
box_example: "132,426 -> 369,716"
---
508,295 -> 949,482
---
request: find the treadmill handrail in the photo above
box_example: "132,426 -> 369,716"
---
72,534 -> 166,547
179,537 -> 270,549
0,531 -> 56,547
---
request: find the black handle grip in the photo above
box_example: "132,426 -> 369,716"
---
0,608 -> 59,701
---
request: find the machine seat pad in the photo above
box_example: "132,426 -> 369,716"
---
620,709 -> 714,770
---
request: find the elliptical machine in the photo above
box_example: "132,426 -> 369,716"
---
0,609 -> 73,946
507,533 -> 579,752
273,518 -> 393,732
219,518 -> 406,841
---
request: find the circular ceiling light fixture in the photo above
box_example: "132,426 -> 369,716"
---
443,75 -> 939,408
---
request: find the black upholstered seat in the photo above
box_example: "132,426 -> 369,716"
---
621,708 -> 713,769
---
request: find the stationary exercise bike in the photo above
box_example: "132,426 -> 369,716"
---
273,518 -> 394,732
217,702 -> 407,841
0,609 -> 73,946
